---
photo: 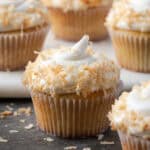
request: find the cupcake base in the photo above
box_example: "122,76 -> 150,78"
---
108,27 -> 150,73
48,6 -> 110,41
118,131 -> 150,150
31,89 -> 116,138
0,24 -> 49,71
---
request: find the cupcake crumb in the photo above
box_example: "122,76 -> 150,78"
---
20,119 -> 26,123
0,110 -> 13,118
6,105 -> 13,111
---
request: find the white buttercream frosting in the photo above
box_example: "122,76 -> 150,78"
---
23,35 -> 120,96
127,85 -> 150,116
106,0 -> 150,32
0,0 -> 48,32
41,36 -> 98,67
44,0 -> 112,11
109,82 -> 150,139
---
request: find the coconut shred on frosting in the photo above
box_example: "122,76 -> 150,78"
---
23,35 -> 120,96
109,81 -> 150,139
106,0 -> 150,32
43,0 -> 111,11
0,0 -> 48,32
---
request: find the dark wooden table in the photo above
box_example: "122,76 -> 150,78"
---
0,99 -> 121,150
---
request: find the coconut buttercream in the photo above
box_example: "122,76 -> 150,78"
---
109,81 -> 150,139
0,0 -> 48,32
42,0 -> 112,11
23,35 -> 120,96
106,0 -> 150,32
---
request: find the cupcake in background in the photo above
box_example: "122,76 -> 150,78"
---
106,0 -> 150,73
42,0 -> 112,41
23,35 -> 120,138
0,0 -> 49,71
109,81 -> 150,150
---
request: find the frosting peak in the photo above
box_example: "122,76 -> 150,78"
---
106,0 -> 150,32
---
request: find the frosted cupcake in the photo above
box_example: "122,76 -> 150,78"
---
109,81 -> 150,150
23,35 -> 120,138
106,0 -> 150,73
0,0 -> 49,71
42,0 -> 112,41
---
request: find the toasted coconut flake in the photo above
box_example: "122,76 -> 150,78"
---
9,130 -> 19,134
17,107 -> 32,116
0,137 -> 8,143
64,146 -> 77,150
100,141 -> 115,145
24,124 -> 34,130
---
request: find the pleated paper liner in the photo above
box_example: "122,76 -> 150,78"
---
0,24 -> 49,71
118,131 -> 150,150
108,27 -> 150,73
48,6 -> 110,41
31,89 -> 116,138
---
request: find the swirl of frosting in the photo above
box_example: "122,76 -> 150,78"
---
0,0 -> 48,32
43,35 -> 98,67
127,84 -> 150,116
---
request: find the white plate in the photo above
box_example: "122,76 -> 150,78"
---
0,31 -> 150,98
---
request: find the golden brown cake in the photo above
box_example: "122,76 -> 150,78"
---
106,0 -> 150,73
23,35 -> 120,138
42,0 -> 112,41
0,0 -> 49,71
109,81 -> 150,150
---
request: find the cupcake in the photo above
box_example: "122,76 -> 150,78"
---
106,0 -> 150,73
0,0 -> 49,71
23,35 -> 120,138
109,81 -> 150,150
42,0 -> 112,41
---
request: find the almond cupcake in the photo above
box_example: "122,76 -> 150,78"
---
106,0 -> 150,73
0,0 -> 49,71
23,35 -> 120,138
42,0 -> 112,41
109,81 -> 150,150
